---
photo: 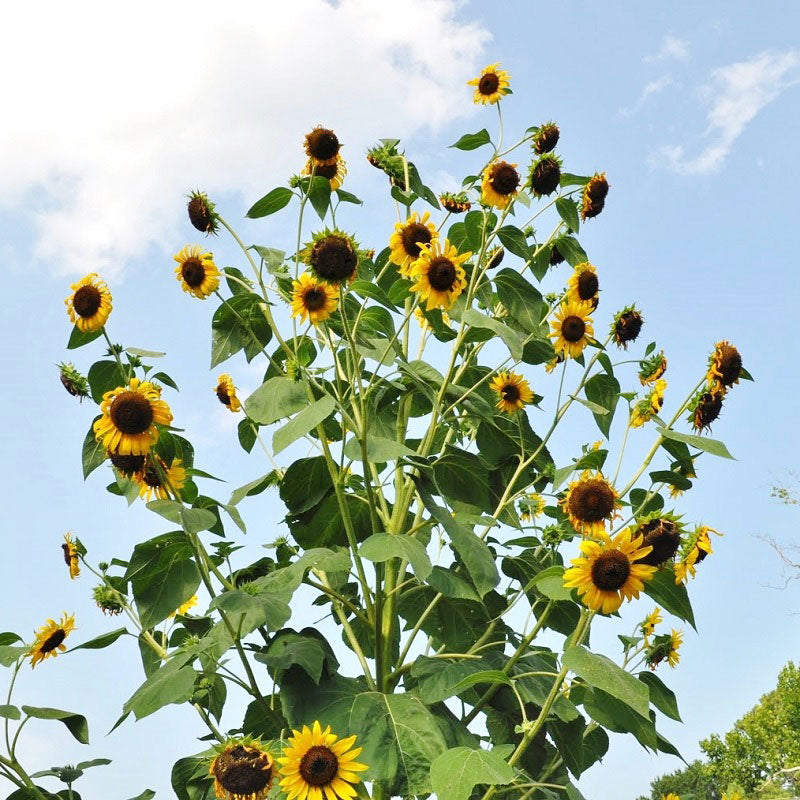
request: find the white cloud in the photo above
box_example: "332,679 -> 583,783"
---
654,49 -> 800,175
0,0 -> 488,278
619,74 -> 675,116
644,34 -> 690,63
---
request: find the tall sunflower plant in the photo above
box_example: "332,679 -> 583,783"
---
1,66 -> 752,800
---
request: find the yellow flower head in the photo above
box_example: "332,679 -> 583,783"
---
174,244 -> 220,299
639,350 -> 667,385
640,607 -> 662,645
304,126 -> 342,167
481,161 -> 520,209
490,371 -> 533,414
631,379 -> 667,428
390,212 -> 438,277
675,525 -> 722,584
215,374 -> 242,413
519,493 -> 546,522
561,471 -> 620,537
94,378 -> 173,456
65,273 -> 112,332
303,155 -> 347,191
706,340 -> 743,392
291,272 -> 339,326
61,533 -> 80,580
567,262 -> 599,309
210,738 -> 275,800
133,456 -> 186,502
647,628 -> 683,670
28,613 -> 75,668
563,528 -> 656,614
409,239 -> 470,311
278,720 -> 368,800
467,63 -> 511,105
171,595 -> 198,618
550,300 -> 594,359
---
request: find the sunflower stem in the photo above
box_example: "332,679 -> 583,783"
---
3,661 -> 21,756
101,327 -> 131,381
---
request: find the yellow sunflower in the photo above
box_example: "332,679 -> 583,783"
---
133,456 -> 186,502
640,607 -> 663,645
389,212 -> 438,277
630,379 -> 667,428
563,528 -> 656,614
409,239 -> 471,311
61,533 -> 80,580
639,350 -> 667,385
171,595 -> 198,618
566,262 -> 599,308
303,155 -> 347,190
210,739 -> 276,800
94,378 -> 173,456
675,526 -> 721,584
561,471 -> 621,537
278,720 -> 368,800
304,126 -> 342,167
28,613 -> 75,668
215,374 -> 242,412
65,273 -> 112,332
467,63 -> 511,105
490,371 -> 533,414
107,450 -> 146,477
174,244 -> 221,299
291,272 -> 339,325
646,628 -> 683,670
519,493 -> 546,522
550,300 -> 594,359
481,161 -> 520,209
706,340 -> 743,392
662,793 -> 681,800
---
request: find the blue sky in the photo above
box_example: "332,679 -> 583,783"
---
1,1 -> 799,798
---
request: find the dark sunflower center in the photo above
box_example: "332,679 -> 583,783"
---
216,385 -> 231,406
695,546 -> 709,564
577,270 -> 599,300
40,628 -> 66,653
718,346 -> 742,385
215,747 -> 273,795
188,196 -> 212,233
586,176 -> 609,201
530,158 -> 561,195
427,257 -> 457,291
109,391 -> 154,435
181,258 -> 206,288
478,72 -> 500,95
489,163 -> 520,195
312,236 -> 357,282
108,451 -> 145,475
568,479 -> 615,522
561,315 -> 586,343
591,550 -> 631,591
299,745 -> 339,787
142,463 -> 163,488
400,222 -> 432,258
501,384 -> 520,402
61,543 -> 73,566
72,285 -> 102,318
306,128 -> 340,161
615,311 -> 643,344
549,244 -> 564,265
304,287 -> 328,311
694,392 -> 723,430
638,519 -> 681,565
534,124 -> 560,154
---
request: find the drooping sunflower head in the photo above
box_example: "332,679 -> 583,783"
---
94,378 -> 173,457
93,584 -> 125,616
187,190 -> 219,235
563,528 -> 656,614
389,212 -> 438,276
669,460 -> 697,499
28,613 -> 75,668
61,533 -> 80,580
171,594 -> 198,618
561,471 -> 621,536
550,300 -> 594,359
490,371 -> 534,414
304,126 -> 342,166
439,191 -> 471,214
133,456 -> 186,502
706,340 -> 743,392
533,122 -> 560,154
581,172 -> 609,220
646,629 -> 683,670
529,154 -> 562,197
210,739 -> 276,800
58,362 -> 90,401
689,388 -> 724,433
215,374 -> 242,413
545,353 -> 565,373
365,140 -> 406,186
481,160 -> 520,209
409,239 -> 471,311
108,450 -> 146,477
549,242 -> 565,266
278,720 -> 368,800
567,262 -> 599,308
519,493 -> 546,522
639,350 -> 667,385
611,306 -> 644,349
291,272 -> 339,326
486,247 -> 505,269
634,513 -> 683,566
674,525 -> 721,584
303,229 -> 360,285
303,155 -> 347,191
630,379 -> 667,428
174,244 -> 221,299
640,606 -> 663,645
467,63 -> 511,105
65,273 -> 113,333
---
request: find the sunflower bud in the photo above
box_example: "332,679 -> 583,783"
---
529,154 -> 562,197
187,191 -> 219,235
533,122 -> 560,154
92,584 -> 125,616
439,191 -> 471,214
58,362 -> 90,401
366,141 -> 406,186
639,350 -> 667,385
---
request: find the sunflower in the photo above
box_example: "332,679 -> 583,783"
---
635,514 -> 683,566
481,161 -> 520,209
669,462 -> 696,499
661,795 -> 681,800
210,739 -> 276,800
519,493 -> 546,522
639,350 -> 667,385
94,378 -> 173,456
675,525 -> 721,584
291,272 -> 339,326
93,584 -> 125,616
414,308 -> 450,331
389,212 -> 438,277
490,371 -> 533,414
611,306 -> 644,348
133,456 -> 186,502
65,273 -> 112,332
529,154 -> 562,197
640,607 -> 663,645
304,126 -> 342,167
58,362 -> 90,400
689,388 -> 724,433
467,63 -> 511,105
533,122 -> 560,154
563,528 -> 656,614
439,191 -> 471,214
278,720 -> 368,800
28,613 -> 75,668
561,471 -> 621,537
646,629 -> 683,670
171,595 -> 198,618
303,229 -> 360,285
545,353 -> 564,373
61,533 -> 80,580
581,172 -> 609,220
549,242 -> 565,265
215,374 -> 242,412
567,262 -> 599,308
630,379 -> 667,428
174,244 -> 221,299
409,239 -> 470,311
303,155 -> 347,191
706,340 -> 743,392
187,190 -> 219,235
550,300 -> 594,359
108,450 -> 146,477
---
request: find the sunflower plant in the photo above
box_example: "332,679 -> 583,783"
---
1,65 -> 754,800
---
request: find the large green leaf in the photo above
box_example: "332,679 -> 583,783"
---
429,746 -> 515,800
273,395 -> 336,454
359,533 -> 431,580
583,373 -> 620,438
450,129 -> 491,150
245,377 -> 308,425
409,657 -> 491,704
22,706 -> 89,744
210,293 -> 273,367
256,629 -> 338,684
496,225 -> 532,261
638,671 -> 681,721
246,186 -> 293,218
279,457 -> 332,513
209,589 -> 291,634
460,309 -> 524,361
123,660 -> 197,720
582,688 -> 657,750
643,567 -> 696,630
343,436 -> 415,463
433,447 -> 490,512
289,493 -> 372,549
87,360 -> 126,403
493,268 -> 545,332
658,428 -> 734,459
81,419 -> 106,479
555,196 -> 580,233
70,627 -> 128,651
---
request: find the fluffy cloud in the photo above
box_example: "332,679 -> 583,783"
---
654,49 -> 800,175
0,0 -> 488,278
644,34 -> 690,63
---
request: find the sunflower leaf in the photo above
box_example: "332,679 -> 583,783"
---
273,395 -> 336,455
69,627 -> 128,652
0,704 -> 20,720
430,746 -> 515,800
359,532 -> 432,581
555,197 -> 580,233
67,325 -> 104,349
81,419 -> 106,479
638,671 -> 682,721
657,428 -> 734,460
307,175 -> 332,220
450,129 -> 492,150
246,186 -> 294,218
21,706 -> 90,744
245,377 -> 308,425
643,567 -> 696,630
